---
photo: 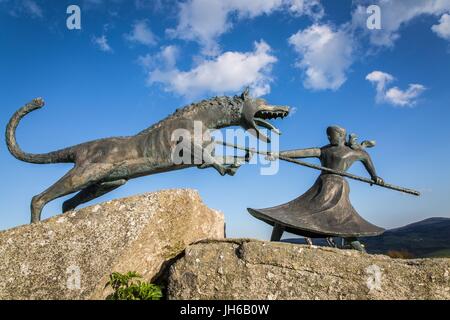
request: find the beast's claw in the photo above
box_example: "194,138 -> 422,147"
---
225,166 -> 239,176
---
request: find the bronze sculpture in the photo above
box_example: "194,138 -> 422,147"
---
247,125 -> 397,251
6,89 -> 289,223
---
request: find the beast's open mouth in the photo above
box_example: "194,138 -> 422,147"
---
253,105 -> 290,138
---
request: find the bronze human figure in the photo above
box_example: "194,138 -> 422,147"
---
247,125 -> 385,251
6,89 -> 289,223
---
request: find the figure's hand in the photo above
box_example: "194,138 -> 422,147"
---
372,176 -> 384,185
245,149 -> 255,163
213,163 -> 241,176
265,152 -> 279,161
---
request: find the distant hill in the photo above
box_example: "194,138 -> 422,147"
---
362,217 -> 450,258
283,217 -> 450,258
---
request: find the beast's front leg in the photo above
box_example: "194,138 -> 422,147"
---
196,152 -> 234,176
199,145 -> 254,176
198,155 -> 248,176
186,142 -> 235,176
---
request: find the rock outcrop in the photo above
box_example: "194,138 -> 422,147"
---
166,239 -> 450,300
0,189 -> 224,300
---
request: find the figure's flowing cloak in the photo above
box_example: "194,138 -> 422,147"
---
248,173 -> 385,238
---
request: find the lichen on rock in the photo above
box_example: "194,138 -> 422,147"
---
166,239 -> 450,300
0,189 -> 224,300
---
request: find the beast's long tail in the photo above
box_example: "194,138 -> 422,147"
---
6,98 -> 74,164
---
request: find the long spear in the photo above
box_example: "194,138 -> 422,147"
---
216,140 -> 420,196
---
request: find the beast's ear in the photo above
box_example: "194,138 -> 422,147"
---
241,87 -> 250,100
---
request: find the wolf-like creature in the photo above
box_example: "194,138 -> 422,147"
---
6,89 -> 289,223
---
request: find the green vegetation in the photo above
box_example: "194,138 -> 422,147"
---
105,271 -> 163,300
424,249 -> 450,258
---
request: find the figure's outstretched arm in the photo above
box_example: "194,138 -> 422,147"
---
360,151 -> 384,184
280,148 -> 321,159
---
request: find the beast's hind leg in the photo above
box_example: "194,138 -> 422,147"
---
30,164 -> 117,223
62,179 -> 127,212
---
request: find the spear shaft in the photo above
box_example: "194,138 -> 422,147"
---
216,140 -> 420,196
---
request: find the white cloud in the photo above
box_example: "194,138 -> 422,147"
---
366,71 -> 394,102
366,71 -> 426,107
23,0 -> 42,18
167,0 -> 323,55
352,0 -> 450,47
385,84 -> 426,107
287,0 -> 323,18
432,13 -> 450,40
137,53 -> 153,69
92,35 -> 113,53
138,45 -> 179,70
288,24 -> 354,90
125,20 -> 157,46
143,41 -> 277,98
287,106 -> 298,117
6,0 -> 43,18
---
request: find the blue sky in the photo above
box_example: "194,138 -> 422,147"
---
1,0 -> 450,239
